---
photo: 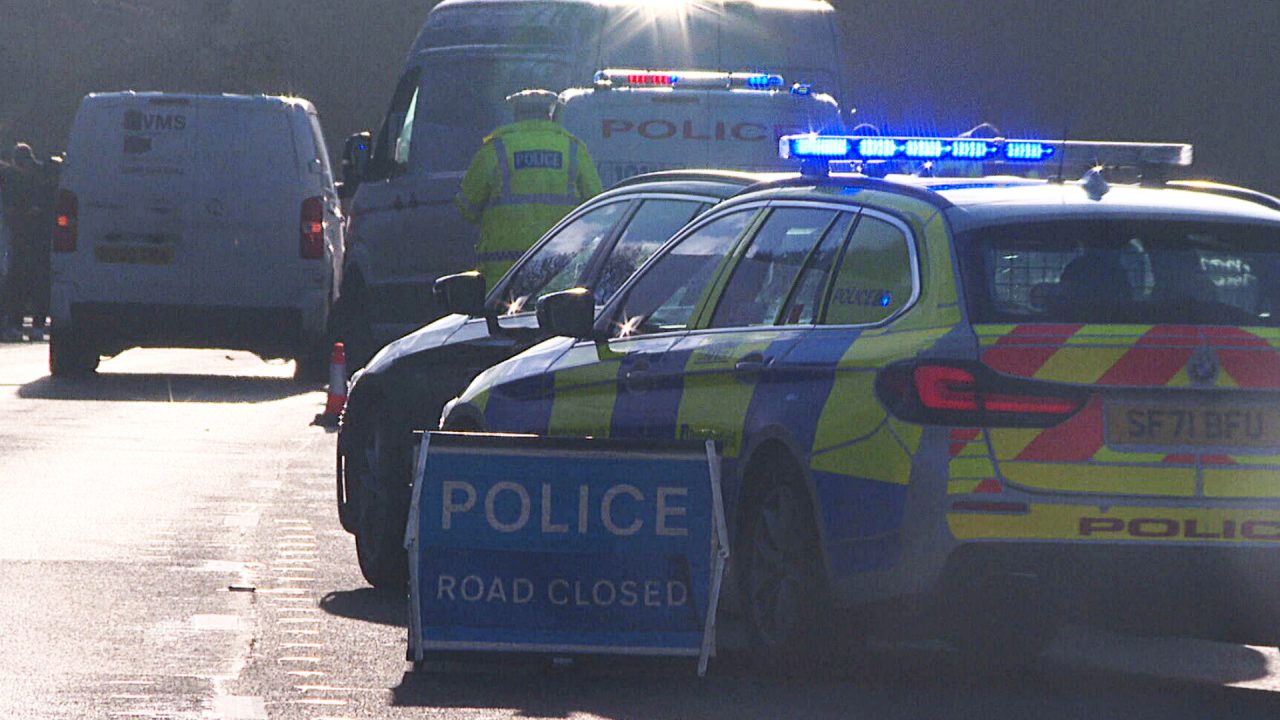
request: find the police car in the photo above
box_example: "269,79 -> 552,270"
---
340,169 -> 783,588
440,133 -> 1280,661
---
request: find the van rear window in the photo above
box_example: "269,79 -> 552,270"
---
955,220 -> 1280,327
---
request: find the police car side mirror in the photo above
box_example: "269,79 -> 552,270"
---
536,288 -> 596,340
342,131 -> 372,187
434,271 -> 488,317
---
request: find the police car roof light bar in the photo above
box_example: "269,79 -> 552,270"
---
779,134 -> 1193,170
595,69 -> 785,91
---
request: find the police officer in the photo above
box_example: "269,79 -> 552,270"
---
455,89 -> 602,286
0,142 -> 48,341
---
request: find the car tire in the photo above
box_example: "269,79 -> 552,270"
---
352,416 -> 412,590
740,458 -> 833,672
49,324 -> 99,377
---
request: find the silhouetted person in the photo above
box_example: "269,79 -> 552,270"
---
0,143 -> 51,340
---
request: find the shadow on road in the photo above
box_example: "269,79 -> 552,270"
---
319,587 -> 408,627
18,374 -> 318,404
390,646 -> 1280,720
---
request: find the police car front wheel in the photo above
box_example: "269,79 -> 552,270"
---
742,466 -> 833,667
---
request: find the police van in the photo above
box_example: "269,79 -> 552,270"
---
558,70 -> 841,189
50,92 -> 343,377
336,0 -> 847,364
442,133 -> 1280,663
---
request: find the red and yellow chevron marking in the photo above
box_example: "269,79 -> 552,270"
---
974,324 -> 1280,496
977,324 -> 1280,390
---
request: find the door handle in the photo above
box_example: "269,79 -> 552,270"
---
623,361 -> 651,392
734,352 -> 769,380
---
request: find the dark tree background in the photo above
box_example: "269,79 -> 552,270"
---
2,1 -> 1277,193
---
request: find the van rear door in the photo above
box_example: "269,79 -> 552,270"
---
71,95 -> 196,304
189,99 -> 303,307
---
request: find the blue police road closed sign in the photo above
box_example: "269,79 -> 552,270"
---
406,433 -> 728,675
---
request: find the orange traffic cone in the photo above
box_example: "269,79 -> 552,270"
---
312,342 -> 347,428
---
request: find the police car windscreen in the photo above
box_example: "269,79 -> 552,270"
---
419,56 -> 571,173
956,220 -> 1280,327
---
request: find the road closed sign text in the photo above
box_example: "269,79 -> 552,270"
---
407,433 -> 727,674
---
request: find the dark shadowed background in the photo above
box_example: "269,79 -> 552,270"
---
2,1 -> 1276,192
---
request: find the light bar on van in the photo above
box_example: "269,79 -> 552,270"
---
779,134 -> 1194,167
594,69 -> 785,91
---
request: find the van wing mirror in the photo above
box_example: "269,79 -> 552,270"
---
536,288 -> 596,339
342,131 -> 372,188
433,271 -> 488,317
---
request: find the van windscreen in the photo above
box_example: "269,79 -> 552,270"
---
955,219 -> 1280,327
418,55 -> 571,173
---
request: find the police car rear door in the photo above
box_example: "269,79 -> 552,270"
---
667,206 -> 855,458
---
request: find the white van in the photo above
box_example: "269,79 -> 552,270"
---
337,0 -> 847,363
50,92 -> 343,377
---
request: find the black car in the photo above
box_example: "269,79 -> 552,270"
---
337,170 -> 782,587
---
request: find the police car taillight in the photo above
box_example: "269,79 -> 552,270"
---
52,189 -> 78,253
300,196 -> 325,260
876,361 -> 1086,427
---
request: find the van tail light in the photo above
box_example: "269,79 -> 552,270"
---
875,361 -> 1087,428
53,190 -> 78,252
300,196 -> 325,260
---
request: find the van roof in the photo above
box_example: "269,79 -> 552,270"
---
82,92 -> 316,113
434,0 -> 832,9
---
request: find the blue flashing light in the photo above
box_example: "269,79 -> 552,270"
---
1004,141 -> 1055,161
791,83 -> 812,96
950,140 -> 996,159
903,139 -> 946,159
879,293 -> 892,308
745,74 -> 783,88
857,138 -> 900,159
789,136 -> 851,158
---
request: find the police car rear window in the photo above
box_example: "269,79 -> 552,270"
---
956,220 -> 1280,327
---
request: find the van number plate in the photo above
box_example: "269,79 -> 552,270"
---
94,245 -> 174,265
1106,402 -> 1280,448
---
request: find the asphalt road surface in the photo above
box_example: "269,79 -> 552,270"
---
2,340 -> 1280,719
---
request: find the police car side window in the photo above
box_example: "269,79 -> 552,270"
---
612,210 -> 756,337
493,201 -> 629,315
709,208 -> 839,328
779,212 -> 856,325
594,200 -> 705,303
823,215 -> 914,325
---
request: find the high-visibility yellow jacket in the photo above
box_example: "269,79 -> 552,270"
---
455,119 -> 603,285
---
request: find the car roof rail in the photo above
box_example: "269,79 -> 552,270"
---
1166,180 -> 1280,212
735,173 -> 955,210
610,169 -> 782,190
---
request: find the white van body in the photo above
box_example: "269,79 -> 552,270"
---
341,0 -> 846,351
51,92 -> 342,372
0,186 -> 9,306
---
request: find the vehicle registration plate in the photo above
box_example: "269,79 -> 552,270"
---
1106,402 -> 1280,448
94,245 -> 174,265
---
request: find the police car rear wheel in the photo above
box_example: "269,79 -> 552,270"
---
743,473 -> 832,668
353,417 -> 412,589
